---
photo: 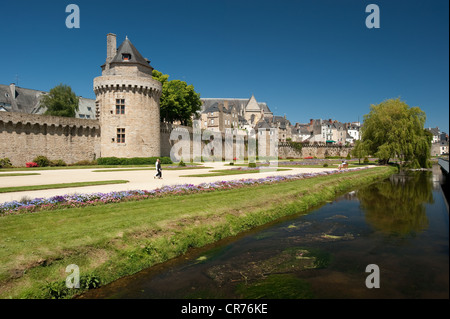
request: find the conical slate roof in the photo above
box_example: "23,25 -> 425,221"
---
110,37 -> 152,69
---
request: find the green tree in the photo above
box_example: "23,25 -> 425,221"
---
42,84 -> 79,117
152,70 -> 202,126
351,140 -> 368,164
360,98 -> 432,168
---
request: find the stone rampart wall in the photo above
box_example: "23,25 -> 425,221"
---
0,112 -> 100,166
278,142 -> 352,159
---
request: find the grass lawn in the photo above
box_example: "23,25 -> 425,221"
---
0,180 -> 129,194
181,168 -> 292,177
0,173 -> 41,177
0,166 -> 396,299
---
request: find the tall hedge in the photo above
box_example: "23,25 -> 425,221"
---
96,157 -> 172,165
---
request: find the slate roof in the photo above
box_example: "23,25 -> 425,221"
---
204,102 -> 231,114
203,103 -> 220,114
300,126 -> 311,134
332,122 -> 345,130
427,127 -> 440,136
0,84 -> 96,119
294,125 -> 310,135
238,115 -> 248,125
0,84 -> 44,114
110,37 -> 153,70
255,118 -> 271,130
270,116 -> 291,129
200,97 -> 272,116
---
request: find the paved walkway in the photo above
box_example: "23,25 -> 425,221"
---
0,162 -> 361,204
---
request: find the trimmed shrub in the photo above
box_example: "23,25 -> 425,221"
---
248,162 -> 257,168
97,157 -> 122,165
363,157 -> 370,164
72,160 -> 97,166
97,157 -> 173,165
0,158 -> 12,168
50,159 -> 67,167
33,156 -> 50,167
323,163 -> 329,167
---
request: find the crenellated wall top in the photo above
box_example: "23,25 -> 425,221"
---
93,75 -> 162,95
0,111 -> 100,129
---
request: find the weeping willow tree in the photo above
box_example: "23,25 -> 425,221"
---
361,98 -> 432,168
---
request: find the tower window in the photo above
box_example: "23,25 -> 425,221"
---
116,99 -> 125,114
117,128 -> 125,143
122,54 -> 131,61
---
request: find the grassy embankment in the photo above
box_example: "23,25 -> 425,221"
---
0,166 -> 396,299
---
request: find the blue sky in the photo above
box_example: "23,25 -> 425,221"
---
1,0 -> 448,132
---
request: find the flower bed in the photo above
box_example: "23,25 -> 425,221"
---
0,167 -> 371,216
229,166 -> 267,171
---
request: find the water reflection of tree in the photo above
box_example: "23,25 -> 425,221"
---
357,171 -> 434,236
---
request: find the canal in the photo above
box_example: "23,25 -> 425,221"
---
81,165 -> 449,299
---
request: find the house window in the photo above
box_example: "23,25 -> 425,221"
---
122,54 -> 131,61
117,128 -> 125,143
116,99 -> 125,114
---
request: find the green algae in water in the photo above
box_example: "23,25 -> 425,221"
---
281,247 -> 332,269
206,247 -> 332,287
196,256 -> 207,262
236,274 -> 314,299
253,231 -> 278,240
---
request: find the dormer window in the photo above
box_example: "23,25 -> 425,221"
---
122,54 -> 131,61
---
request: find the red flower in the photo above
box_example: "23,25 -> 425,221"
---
26,162 -> 39,168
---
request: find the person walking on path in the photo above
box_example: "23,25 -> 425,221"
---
154,159 -> 162,179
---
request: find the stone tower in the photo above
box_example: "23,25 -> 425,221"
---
93,33 -> 162,158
